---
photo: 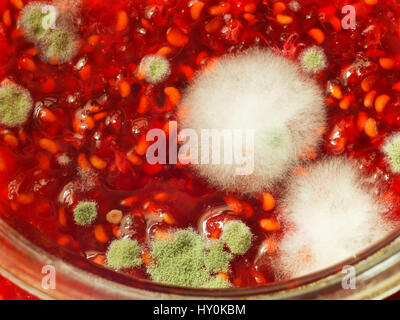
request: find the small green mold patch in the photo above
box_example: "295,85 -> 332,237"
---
106,238 -> 142,269
262,127 -> 293,153
266,130 -> 284,149
0,83 -> 33,127
383,133 -> 400,173
73,200 -> 98,226
221,220 -> 253,255
299,46 -> 327,74
139,55 -> 171,84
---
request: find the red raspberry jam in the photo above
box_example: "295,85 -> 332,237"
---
0,274 -> 37,300
0,0 -> 399,289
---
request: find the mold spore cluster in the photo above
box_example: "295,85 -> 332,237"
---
73,200 -> 98,226
19,0 -> 81,64
138,54 -> 171,84
299,46 -> 327,74
105,220 -> 253,288
178,48 -> 327,194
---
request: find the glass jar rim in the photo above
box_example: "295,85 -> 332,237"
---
1,201 -> 400,299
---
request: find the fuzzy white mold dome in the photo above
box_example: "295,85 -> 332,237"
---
274,157 -> 393,280
178,48 -> 326,194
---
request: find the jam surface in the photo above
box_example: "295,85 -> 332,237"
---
0,0 -> 400,289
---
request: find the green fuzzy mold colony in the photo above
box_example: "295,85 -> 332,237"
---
0,84 -> 33,127
73,201 -> 98,226
19,2 -> 54,41
299,46 -> 327,74
147,229 -> 240,288
148,58 -> 168,79
147,229 -> 211,288
384,134 -> 400,173
39,29 -> 80,64
20,2 -> 81,65
141,55 -> 171,84
201,276 -> 232,289
204,240 -> 233,273
106,238 -> 142,269
221,220 -> 253,255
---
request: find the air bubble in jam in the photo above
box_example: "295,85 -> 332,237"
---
0,0 -> 399,289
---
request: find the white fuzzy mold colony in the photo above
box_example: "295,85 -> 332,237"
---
178,48 -> 326,194
274,157 -> 393,280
